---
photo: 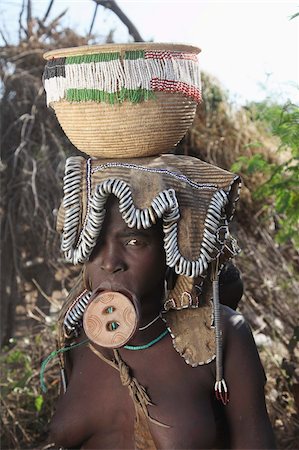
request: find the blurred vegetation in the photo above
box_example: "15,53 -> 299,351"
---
1,329 -> 58,449
232,99 -> 299,247
1,1 -> 298,449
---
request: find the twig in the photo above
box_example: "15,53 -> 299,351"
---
46,9 -> 68,30
0,414 -> 19,448
19,0 -> 26,41
27,0 -> 32,37
7,212 -> 22,279
42,0 -> 55,22
9,49 -> 44,62
32,278 -> 60,307
89,3 -> 99,36
92,0 -> 144,42
31,157 -> 40,215
0,30 -> 9,46
1,399 -> 31,442
37,9 -> 68,40
27,307 -> 47,323
46,127 -> 67,161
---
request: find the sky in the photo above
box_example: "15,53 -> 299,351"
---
1,0 -> 299,104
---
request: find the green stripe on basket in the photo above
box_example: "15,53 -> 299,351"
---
65,51 -> 146,64
124,50 -> 145,60
66,88 -> 155,104
65,52 -> 121,64
118,87 -> 154,103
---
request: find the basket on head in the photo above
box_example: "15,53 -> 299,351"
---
43,43 -> 201,158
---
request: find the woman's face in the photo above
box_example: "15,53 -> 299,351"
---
85,196 -> 167,316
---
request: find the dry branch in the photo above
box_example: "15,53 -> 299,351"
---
89,3 -> 99,36
42,0 -> 55,23
92,0 -> 144,41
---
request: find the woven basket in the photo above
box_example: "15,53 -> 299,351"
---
43,43 -> 201,158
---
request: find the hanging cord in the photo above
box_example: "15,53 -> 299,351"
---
212,258 -> 229,405
138,313 -> 161,331
88,343 -> 169,428
40,339 -> 89,393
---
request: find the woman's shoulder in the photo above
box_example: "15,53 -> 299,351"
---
220,304 -> 267,385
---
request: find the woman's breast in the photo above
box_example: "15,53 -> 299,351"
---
49,348 -> 136,449
49,343 -> 221,450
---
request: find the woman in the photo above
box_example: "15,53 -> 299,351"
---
46,154 -> 276,449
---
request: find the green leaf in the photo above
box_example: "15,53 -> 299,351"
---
35,395 -> 44,412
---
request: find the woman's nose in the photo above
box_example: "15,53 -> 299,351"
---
92,242 -> 127,274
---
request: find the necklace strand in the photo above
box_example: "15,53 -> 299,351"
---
138,313 -> 161,331
124,329 -> 169,351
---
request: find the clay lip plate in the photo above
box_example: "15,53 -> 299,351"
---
83,290 -> 139,348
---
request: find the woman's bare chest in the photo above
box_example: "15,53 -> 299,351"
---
50,344 -> 219,449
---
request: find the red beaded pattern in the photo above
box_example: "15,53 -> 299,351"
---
150,78 -> 201,103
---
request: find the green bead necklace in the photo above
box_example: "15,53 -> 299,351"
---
124,329 -> 169,350
40,330 -> 169,392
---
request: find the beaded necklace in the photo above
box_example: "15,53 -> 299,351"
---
40,339 -> 89,392
124,329 -> 169,350
40,330 -> 169,391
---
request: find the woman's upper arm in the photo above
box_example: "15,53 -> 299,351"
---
222,307 -> 276,449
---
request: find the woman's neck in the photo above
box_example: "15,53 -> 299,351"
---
126,312 -> 166,347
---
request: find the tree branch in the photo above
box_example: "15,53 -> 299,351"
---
42,0 -> 55,23
19,0 -> 26,40
26,0 -> 33,37
89,3 -> 99,36
92,0 -> 144,42
0,30 -> 9,46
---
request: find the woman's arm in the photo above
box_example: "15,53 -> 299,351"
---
222,306 -> 276,449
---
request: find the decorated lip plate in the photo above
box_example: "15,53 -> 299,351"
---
43,42 -> 202,158
83,290 -> 139,348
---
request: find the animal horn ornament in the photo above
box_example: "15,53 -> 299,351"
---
83,289 -> 140,348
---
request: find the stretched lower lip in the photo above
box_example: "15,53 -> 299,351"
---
93,281 -> 133,298
94,281 -> 118,292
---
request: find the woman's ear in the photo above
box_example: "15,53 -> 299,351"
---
165,267 -> 178,291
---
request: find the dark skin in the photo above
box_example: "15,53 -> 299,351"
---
49,196 -> 276,449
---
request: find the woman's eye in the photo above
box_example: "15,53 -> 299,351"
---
126,238 -> 144,247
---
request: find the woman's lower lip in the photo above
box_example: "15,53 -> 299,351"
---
93,281 -> 126,293
93,280 -> 123,291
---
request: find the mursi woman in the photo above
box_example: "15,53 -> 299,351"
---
41,42 -> 276,449
43,154 -> 276,450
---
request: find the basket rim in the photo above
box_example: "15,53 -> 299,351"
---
43,42 -> 201,60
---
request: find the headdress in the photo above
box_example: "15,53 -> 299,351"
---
43,43 -> 241,406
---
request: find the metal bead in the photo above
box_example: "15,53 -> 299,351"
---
135,209 -> 142,229
122,204 -> 134,221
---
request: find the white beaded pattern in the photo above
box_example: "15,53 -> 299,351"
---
44,57 -> 201,105
61,158 -> 232,277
